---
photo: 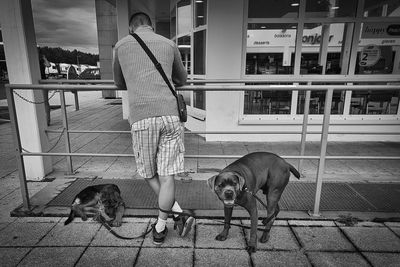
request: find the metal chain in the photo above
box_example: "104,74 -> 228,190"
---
13,90 -> 58,104
21,128 -> 66,153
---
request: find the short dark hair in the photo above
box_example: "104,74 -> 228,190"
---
129,12 -> 152,28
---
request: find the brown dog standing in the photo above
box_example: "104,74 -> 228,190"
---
207,152 -> 300,253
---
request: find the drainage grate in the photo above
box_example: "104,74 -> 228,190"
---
45,179 -> 400,212
349,183 -> 400,212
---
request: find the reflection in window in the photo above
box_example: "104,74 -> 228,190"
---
246,53 -> 294,74
244,87 -> 292,114
194,30 -> 206,75
364,0 -> 400,17
246,23 -> 297,75
178,35 -> 191,74
300,23 -> 352,75
248,0 -> 299,18
194,0 -> 207,27
356,21 -> 398,75
306,0 -> 357,18
194,90 -> 206,109
297,90 -> 345,115
350,90 -> 399,114
177,0 -> 192,35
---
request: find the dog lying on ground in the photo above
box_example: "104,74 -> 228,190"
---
207,152 -> 300,253
64,184 -> 125,227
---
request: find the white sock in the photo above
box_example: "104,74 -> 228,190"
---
171,201 -> 183,218
155,217 -> 167,233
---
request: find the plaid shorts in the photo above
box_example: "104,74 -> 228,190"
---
131,115 -> 185,178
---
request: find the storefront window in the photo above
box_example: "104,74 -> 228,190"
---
364,0 -> 400,17
194,30 -> 206,75
306,0 -> 357,18
355,22 -> 399,75
194,0 -> 207,27
194,83 -> 206,110
300,23 -> 352,75
248,0 -> 299,18
246,23 -> 297,75
297,90 -> 345,115
178,35 -> 191,74
177,0 -> 192,36
350,90 -> 399,114
244,86 -> 292,115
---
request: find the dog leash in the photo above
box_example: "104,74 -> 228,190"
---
98,215 -> 152,240
159,186 -> 280,230
159,206 -> 274,232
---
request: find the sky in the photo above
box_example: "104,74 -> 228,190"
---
32,0 -> 99,54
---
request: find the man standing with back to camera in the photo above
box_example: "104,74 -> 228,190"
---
112,12 -> 194,245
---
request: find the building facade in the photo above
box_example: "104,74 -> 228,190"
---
104,0 -> 400,142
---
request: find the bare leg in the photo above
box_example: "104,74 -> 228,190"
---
157,175 -> 175,220
145,174 -> 175,220
145,174 -> 161,195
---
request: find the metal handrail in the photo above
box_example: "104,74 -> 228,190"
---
19,152 -> 400,160
39,76 -> 400,84
46,129 -> 399,135
8,83 -> 400,91
5,82 -> 400,217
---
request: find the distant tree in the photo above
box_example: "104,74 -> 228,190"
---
39,46 -> 99,66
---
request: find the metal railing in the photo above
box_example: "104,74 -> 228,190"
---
5,80 -> 400,217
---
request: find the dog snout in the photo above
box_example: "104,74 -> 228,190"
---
224,189 -> 234,199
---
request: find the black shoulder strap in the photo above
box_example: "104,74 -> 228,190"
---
130,33 -> 177,98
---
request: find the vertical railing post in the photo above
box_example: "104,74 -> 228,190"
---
298,85 -> 312,175
311,87 -> 333,217
59,89 -> 73,174
5,85 -> 31,210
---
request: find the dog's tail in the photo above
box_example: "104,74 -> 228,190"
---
64,210 -> 75,225
289,164 -> 301,179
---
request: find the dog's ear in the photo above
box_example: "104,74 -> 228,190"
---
236,174 -> 246,191
207,175 -> 217,191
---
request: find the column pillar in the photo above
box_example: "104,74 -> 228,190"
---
116,0 -> 130,119
0,0 -> 52,180
95,0 -> 118,98
205,0 -> 245,141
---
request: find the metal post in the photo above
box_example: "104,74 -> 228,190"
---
298,87 -> 311,175
59,90 -> 73,174
73,90 -> 79,111
5,86 -> 31,210
311,88 -> 333,217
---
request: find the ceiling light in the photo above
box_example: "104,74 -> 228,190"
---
291,3 -> 299,6
331,6 -> 339,10
196,0 -> 203,3
197,15 -> 204,18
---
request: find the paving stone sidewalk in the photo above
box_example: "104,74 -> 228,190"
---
0,217 -> 399,267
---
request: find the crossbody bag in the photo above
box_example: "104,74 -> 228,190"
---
130,33 -> 187,122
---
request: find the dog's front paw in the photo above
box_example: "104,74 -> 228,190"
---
111,219 -> 122,227
246,244 -> 257,253
215,233 -> 228,241
259,231 -> 270,243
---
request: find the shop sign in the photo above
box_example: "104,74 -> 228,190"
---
247,24 -> 344,47
361,22 -> 400,39
359,45 -> 381,67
